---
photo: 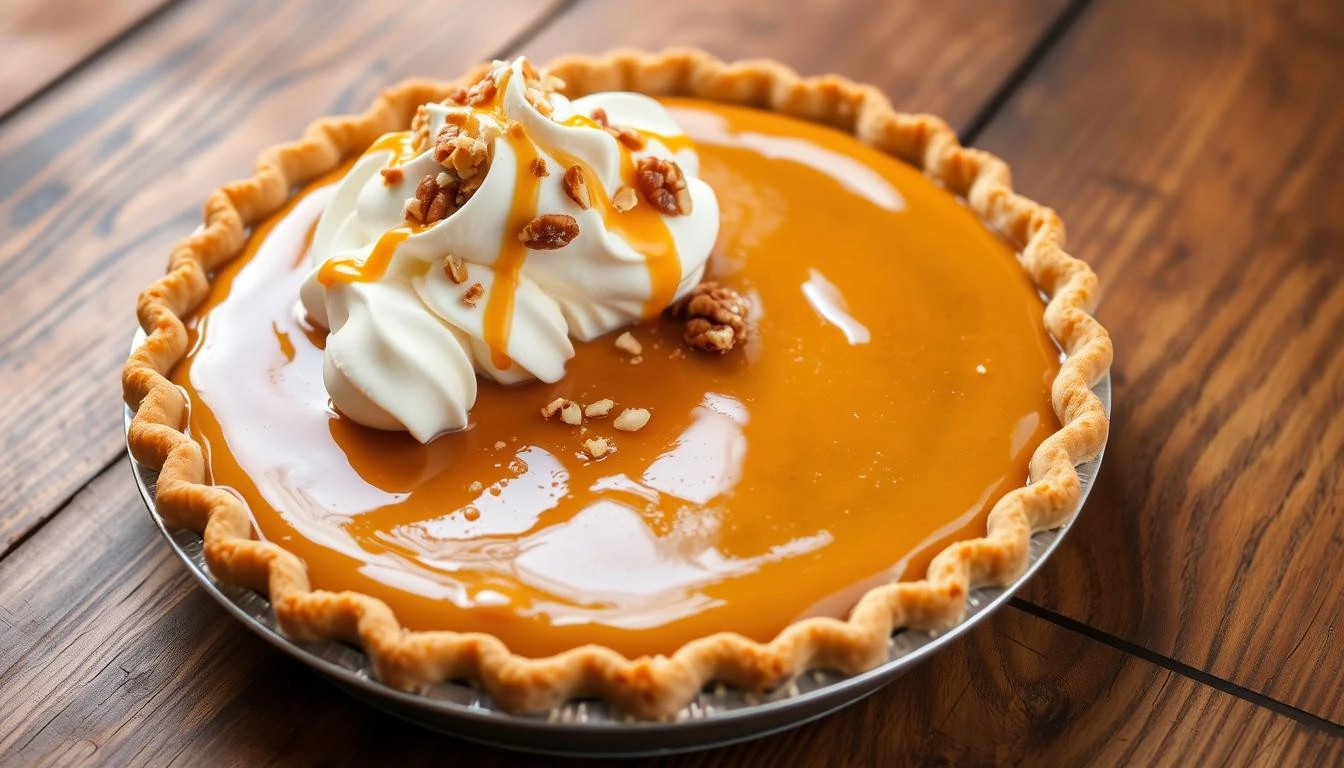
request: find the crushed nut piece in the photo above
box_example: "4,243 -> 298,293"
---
466,76 -> 497,106
560,401 -> 583,426
493,440 -> 507,450
587,106 -> 645,149
614,331 -> 642,356
462,282 -> 485,307
432,124 -> 462,162
468,481 -> 484,493
611,185 -> 638,212
608,124 -> 645,150
380,167 -> 404,186
562,166 -> 591,210
584,399 -> 614,418
541,397 -> 566,419
519,214 -> 579,249
443,253 -> 468,284
530,157 -> 549,177
630,355 -> 643,365
443,86 -> 468,106
614,408 -> 651,432
635,157 -> 692,216
583,437 -> 610,459
508,121 -> 526,139
668,282 -> 750,353
410,105 -> 432,153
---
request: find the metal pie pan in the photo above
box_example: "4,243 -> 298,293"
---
126,350 -> 1109,758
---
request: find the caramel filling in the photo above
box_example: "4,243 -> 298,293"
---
172,100 -> 1060,659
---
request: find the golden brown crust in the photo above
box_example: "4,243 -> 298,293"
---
123,49 -> 1112,719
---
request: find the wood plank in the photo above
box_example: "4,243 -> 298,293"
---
525,0 -> 1067,130
977,0 -> 1344,721
0,0 -> 168,117
0,0 -> 560,556
0,466 -> 1339,765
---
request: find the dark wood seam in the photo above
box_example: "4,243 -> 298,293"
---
959,0 -> 1098,144
0,0 -> 191,129
1010,598 -> 1344,735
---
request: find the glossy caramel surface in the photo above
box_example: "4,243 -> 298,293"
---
172,100 -> 1060,659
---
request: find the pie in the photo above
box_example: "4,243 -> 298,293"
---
123,49 -> 1112,719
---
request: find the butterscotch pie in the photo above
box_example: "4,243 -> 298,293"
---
124,50 -> 1111,718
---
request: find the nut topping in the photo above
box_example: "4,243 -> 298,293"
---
443,253 -> 468,284
611,185 -> 638,212
529,157 -> 549,177
519,214 -> 579,250
562,166 -> 591,210
560,401 -> 583,426
635,157 -> 692,216
379,167 -> 404,186
668,282 -> 750,353
613,408 -> 651,432
583,437 -> 610,459
465,76 -> 497,106
614,331 -> 642,356
462,282 -> 485,307
404,173 -> 457,226
584,399 -> 614,418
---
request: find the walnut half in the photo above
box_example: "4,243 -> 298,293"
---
668,282 -> 750,353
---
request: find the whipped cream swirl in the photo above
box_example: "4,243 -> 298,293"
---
300,58 -> 719,442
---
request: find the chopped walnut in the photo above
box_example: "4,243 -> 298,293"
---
613,408 -> 651,432
432,124 -> 461,162
530,157 -> 549,177
560,401 -> 583,426
443,253 -> 468,284
590,108 -> 609,127
443,86 -> 468,106
611,185 -> 638,212
405,173 -> 456,226
410,105 -> 432,153
541,397 -> 566,419
380,166 -> 404,186
635,157 -> 692,216
462,282 -> 485,307
467,480 -> 484,493
583,437 -> 610,459
466,76 -> 497,106
562,166 -> 591,210
584,399 -> 614,418
608,124 -> 645,150
519,214 -> 579,249
668,282 -> 750,353
614,331 -> 642,356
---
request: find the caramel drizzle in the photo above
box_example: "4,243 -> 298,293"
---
315,70 -> 694,368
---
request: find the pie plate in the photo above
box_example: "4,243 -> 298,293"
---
125,328 -> 1109,757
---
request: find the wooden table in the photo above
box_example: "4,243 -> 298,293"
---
1,0 -> 1341,764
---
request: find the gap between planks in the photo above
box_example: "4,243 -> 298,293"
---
0,0 -> 190,128
1011,598 -> 1344,736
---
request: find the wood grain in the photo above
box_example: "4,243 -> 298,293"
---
0,0 -> 559,557
0,0 -> 168,117
0,464 -> 1338,766
979,0 -> 1344,721
525,0 -> 1067,130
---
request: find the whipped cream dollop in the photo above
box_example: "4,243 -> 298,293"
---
300,58 -> 719,442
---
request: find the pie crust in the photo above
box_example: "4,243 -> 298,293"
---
123,48 -> 1112,719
